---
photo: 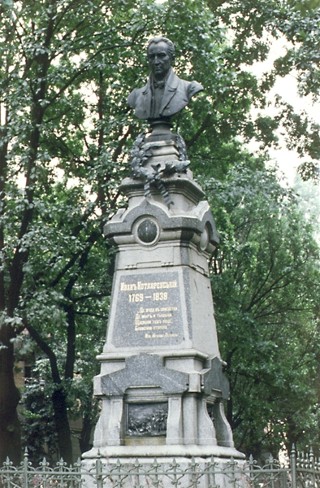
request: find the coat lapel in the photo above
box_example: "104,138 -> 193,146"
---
140,81 -> 152,118
159,69 -> 178,115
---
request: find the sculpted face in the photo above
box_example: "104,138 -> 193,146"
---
147,41 -> 172,80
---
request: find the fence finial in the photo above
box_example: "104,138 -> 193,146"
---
310,446 -> 314,467
290,444 -> 297,488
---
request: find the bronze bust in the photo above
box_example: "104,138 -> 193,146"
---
127,36 -> 203,122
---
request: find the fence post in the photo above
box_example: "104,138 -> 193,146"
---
22,448 -> 28,488
95,456 -> 103,488
248,454 -> 254,486
290,445 -> 297,488
229,457 -> 237,488
171,459 -> 179,488
309,447 -> 315,488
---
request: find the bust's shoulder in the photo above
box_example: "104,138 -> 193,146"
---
186,80 -> 204,97
127,87 -> 139,108
173,74 -> 203,98
127,82 -> 149,107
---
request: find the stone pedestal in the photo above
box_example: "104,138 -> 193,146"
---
82,143 -> 244,485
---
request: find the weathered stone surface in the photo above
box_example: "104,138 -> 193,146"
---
202,357 -> 230,399
100,353 -> 189,395
86,172 -> 239,457
104,194 -> 219,253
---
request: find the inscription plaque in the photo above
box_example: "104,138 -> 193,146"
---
112,271 -> 184,347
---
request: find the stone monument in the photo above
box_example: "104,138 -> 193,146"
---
82,36 -> 244,486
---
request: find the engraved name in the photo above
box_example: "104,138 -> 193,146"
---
120,280 -> 178,292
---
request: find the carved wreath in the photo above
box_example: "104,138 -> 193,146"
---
129,132 -> 190,207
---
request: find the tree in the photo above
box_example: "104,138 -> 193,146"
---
199,164 -> 320,457
0,0 -> 136,463
0,0 -> 247,463
205,0 -> 320,180
0,0 -> 319,463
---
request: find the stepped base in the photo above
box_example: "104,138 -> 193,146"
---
83,444 -> 244,459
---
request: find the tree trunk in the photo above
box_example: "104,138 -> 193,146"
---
27,323 -> 74,463
79,412 -> 93,454
0,325 -> 21,464
52,385 -> 73,463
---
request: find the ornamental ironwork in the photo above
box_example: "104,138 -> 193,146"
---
1,446 -> 319,488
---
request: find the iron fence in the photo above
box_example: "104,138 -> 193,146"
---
0,446 -> 319,488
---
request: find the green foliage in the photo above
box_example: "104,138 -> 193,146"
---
206,0 -> 320,177
0,0 -> 319,462
199,164 -> 320,456
21,381 -> 58,465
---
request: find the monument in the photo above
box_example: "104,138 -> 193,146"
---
82,36 -> 245,486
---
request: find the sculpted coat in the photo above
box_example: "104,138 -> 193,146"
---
127,68 -> 203,120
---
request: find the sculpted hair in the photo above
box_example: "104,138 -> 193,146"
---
147,36 -> 175,61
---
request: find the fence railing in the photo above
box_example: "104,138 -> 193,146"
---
0,446 -> 319,488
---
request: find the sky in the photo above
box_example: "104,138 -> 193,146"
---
246,37 -> 320,186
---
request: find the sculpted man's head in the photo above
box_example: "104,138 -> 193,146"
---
147,37 -> 175,80
127,36 -> 203,121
